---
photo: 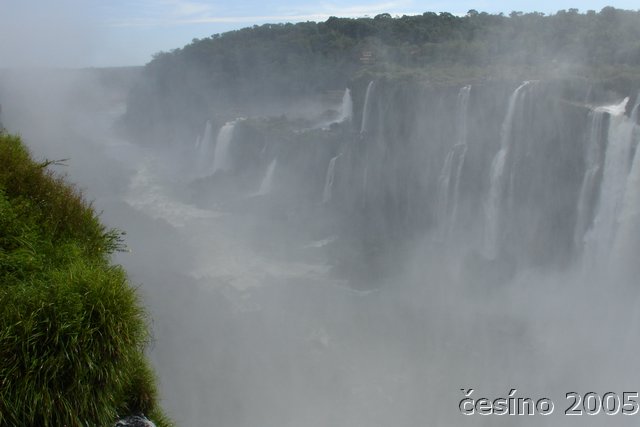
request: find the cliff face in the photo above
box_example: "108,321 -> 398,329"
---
180,77 -> 639,284
333,79 -> 593,266
119,9 -> 640,286
0,133 -> 171,427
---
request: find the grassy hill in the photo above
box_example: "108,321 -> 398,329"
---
0,132 -> 171,427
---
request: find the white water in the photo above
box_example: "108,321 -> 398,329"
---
574,109 -> 607,248
211,119 -> 239,174
337,88 -> 353,123
632,91 -> 640,123
322,154 -> 341,204
436,150 -> 454,236
573,97 -> 634,251
360,81 -> 375,134
195,120 -> 214,177
255,158 -> 277,196
317,88 -> 353,129
359,81 -> 376,209
362,152 -> 369,208
611,117 -> 640,279
451,85 -> 471,226
483,81 -> 532,259
583,97 -> 635,267
436,85 -> 471,239
125,157 -> 219,227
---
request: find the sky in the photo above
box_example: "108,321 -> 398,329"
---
1,0 -> 639,68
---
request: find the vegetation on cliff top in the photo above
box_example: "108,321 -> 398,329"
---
123,7 -> 640,143
153,7 -> 640,86
0,132 -> 172,427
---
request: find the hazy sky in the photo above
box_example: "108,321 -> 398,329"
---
1,0 -> 639,68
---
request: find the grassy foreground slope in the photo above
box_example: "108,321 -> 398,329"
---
0,133 -> 172,427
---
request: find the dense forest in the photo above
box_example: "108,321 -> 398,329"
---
123,7 -> 640,144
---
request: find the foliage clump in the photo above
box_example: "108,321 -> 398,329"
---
0,133 -> 172,427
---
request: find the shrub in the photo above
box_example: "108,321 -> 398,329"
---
0,133 -> 172,427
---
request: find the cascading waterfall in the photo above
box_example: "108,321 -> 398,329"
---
632,91 -> 640,124
195,120 -> 213,177
107,74 -> 640,427
632,93 -> 640,151
319,88 -> 353,129
362,159 -> 369,209
436,85 -> 471,239
583,97 -> 636,267
322,154 -> 341,204
337,88 -> 353,123
194,132 -> 201,151
360,81 -> 375,134
436,151 -> 454,235
611,113 -> 640,278
483,81 -> 532,259
360,81 -> 376,208
451,85 -> 471,225
211,119 -> 240,174
256,159 -> 277,196
573,108 -> 608,248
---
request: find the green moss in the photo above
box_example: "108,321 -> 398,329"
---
0,133 -> 172,427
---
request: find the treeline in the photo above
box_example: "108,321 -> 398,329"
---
123,7 -> 640,143
158,7 -> 640,78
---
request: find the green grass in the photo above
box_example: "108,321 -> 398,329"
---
0,132 -> 173,427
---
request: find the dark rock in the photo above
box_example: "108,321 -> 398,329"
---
114,415 -> 156,427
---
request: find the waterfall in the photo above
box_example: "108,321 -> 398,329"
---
632,91 -> 640,124
583,97 -> 634,265
574,109 -> 608,248
483,81 -> 532,259
322,154 -> 341,204
337,89 -> 353,123
611,116 -> 640,278
360,81 -> 375,134
455,85 -> 472,146
359,81 -> 376,208
450,86 -> 471,231
256,159 -> 277,196
212,119 -> 240,174
436,151 -> 454,233
436,85 -> 471,238
318,88 -> 353,129
362,152 -> 369,209
195,120 -> 214,177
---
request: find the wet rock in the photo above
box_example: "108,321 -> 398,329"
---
114,415 -> 156,427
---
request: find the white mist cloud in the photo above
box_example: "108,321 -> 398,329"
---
0,0 -> 98,68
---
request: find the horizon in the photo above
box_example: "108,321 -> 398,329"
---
1,1 -> 639,69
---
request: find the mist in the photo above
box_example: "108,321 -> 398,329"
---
2,6 -> 640,427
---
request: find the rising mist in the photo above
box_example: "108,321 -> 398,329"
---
2,7 -> 640,427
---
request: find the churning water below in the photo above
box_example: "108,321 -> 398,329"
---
113,118 -> 640,427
